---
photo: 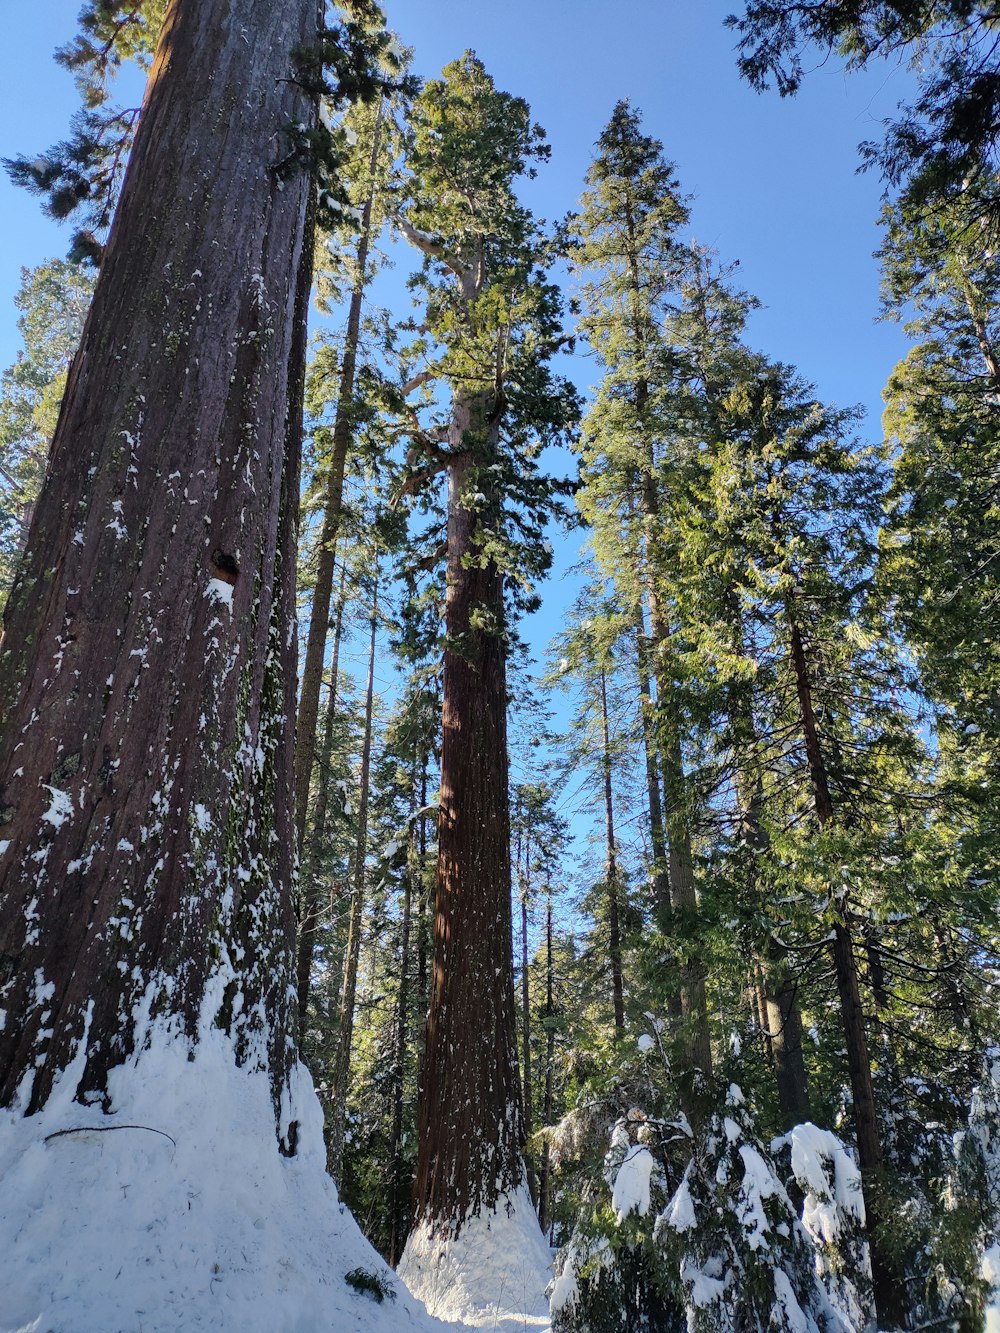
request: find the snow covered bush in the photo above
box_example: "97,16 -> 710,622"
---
550,1105 -> 687,1332
656,1087 -> 850,1333
772,1121 -> 873,1331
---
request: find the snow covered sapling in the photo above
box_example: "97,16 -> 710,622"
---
771,1121 -> 873,1332
551,1103 -> 687,1332
657,1086 -> 847,1333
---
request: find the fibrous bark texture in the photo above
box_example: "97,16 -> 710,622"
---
0,0 -> 318,1130
412,411 -> 524,1230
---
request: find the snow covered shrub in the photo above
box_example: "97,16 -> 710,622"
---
772,1121 -> 873,1331
938,1046 -> 1000,1330
550,1104 -> 687,1332
656,1087 -> 849,1333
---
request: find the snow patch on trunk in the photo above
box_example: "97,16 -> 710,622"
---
0,1021 -> 443,1333
398,1185 -> 552,1330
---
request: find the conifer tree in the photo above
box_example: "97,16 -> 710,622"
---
0,259 -> 94,604
0,0 -> 322,1125
571,104 -> 714,1090
393,50 -> 576,1317
0,0 -> 432,1326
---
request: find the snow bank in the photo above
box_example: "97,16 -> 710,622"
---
983,1243 -> 1000,1333
398,1184 -> 552,1331
0,1020 -> 443,1333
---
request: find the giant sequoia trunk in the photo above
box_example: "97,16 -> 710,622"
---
411,407 -> 525,1228
0,0 -> 317,1126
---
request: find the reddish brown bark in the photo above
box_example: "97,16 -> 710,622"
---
0,0 -> 317,1127
413,416 -> 524,1230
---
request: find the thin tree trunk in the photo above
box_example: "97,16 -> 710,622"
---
388,748 -> 418,1267
328,575 -> 379,1180
635,623 -> 672,935
725,583 -> 811,1126
294,102 -> 384,853
0,0 -> 317,1124
599,666 -> 626,1030
635,619 -> 683,1025
297,559 -> 348,1041
786,604 -> 902,1327
638,492 -> 712,1080
537,893 -> 556,1237
417,757 -> 430,1017
519,843 -> 538,1201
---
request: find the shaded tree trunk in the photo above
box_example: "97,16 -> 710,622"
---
599,666 -> 626,1030
0,0 -> 317,1127
537,893 -> 556,1238
388,748 -> 419,1267
294,102 -> 384,853
635,619 -> 683,1026
786,604 -> 902,1327
297,559 -> 348,1042
328,576 -> 379,1180
520,878 -> 537,1200
638,480 -> 712,1082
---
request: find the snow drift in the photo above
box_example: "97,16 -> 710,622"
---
398,1184 -> 552,1331
0,1015 -> 443,1333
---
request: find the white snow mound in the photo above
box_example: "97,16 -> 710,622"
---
398,1184 -> 552,1331
0,1021 -> 444,1333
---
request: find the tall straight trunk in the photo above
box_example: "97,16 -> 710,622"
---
294,102 -> 384,852
635,622 -> 672,935
297,559 -> 348,1040
635,618 -> 683,1026
416,759 -> 430,1017
731,725 -> 810,1123
413,400 -> 524,1229
638,485 -> 712,1079
537,893 -> 556,1237
599,667 -> 626,1030
328,577 -> 379,1180
660,718 -> 713,1080
786,604 -> 902,1326
0,0 -> 317,1123
520,881 -> 537,1201
388,750 -> 419,1267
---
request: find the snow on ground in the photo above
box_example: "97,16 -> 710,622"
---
398,1185 -> 552,1332
0,1018 -> 445,1333
983,1243 -> 1000,1333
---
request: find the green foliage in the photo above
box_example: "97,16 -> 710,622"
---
0,259 -> 94,606
395,51 -> 579,625
5,0 -> 406,262
344,1266 -> 395,1301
